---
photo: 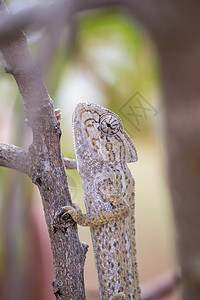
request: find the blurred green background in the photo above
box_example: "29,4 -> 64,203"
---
0,2 -> 178,299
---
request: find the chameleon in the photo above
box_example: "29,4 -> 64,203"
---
62,102 -> 141,300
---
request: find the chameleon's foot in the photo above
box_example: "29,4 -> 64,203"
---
55,108 -> 62,121
111,292 -> 126,300
62,203 -> 87,225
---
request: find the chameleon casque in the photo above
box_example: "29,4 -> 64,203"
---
63,102 -> 141,300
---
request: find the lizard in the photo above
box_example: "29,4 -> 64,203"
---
62,102 -> 141,300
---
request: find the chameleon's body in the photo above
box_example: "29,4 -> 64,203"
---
64,103 -> 141,300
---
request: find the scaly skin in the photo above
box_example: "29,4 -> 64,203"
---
63,103 -> 141,300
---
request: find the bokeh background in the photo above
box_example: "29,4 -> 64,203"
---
0,1 -> 179,299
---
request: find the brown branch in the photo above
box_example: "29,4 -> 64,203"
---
0,1 -> 88,299
0,144 -> 77,172
0,0 -> 129,72
0,0 -> 129,41
142,268 -> 181,300
0,1 -> 65,41
0,0 -> 155,75
0,143 -> 29,174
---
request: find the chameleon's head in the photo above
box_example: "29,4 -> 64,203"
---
73,102 -> 137,164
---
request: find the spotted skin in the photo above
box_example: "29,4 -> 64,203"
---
63,103 -> 141,300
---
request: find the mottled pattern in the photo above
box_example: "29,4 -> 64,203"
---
63,103 -> 141,300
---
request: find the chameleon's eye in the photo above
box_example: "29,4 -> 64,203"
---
99,113 -> 120,136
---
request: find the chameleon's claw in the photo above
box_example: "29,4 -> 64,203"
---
111,292 -> 126,300
61,203 -> 83,224
55,108 -> 62,121
61,205 -> 77,218
71,202 -> 81,211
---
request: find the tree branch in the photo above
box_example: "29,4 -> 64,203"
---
0,1 -> 88,299
142,268 -> 181,300
0,143 -> 29,174
0,0 -> 120,39
0,143 -> 77,172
